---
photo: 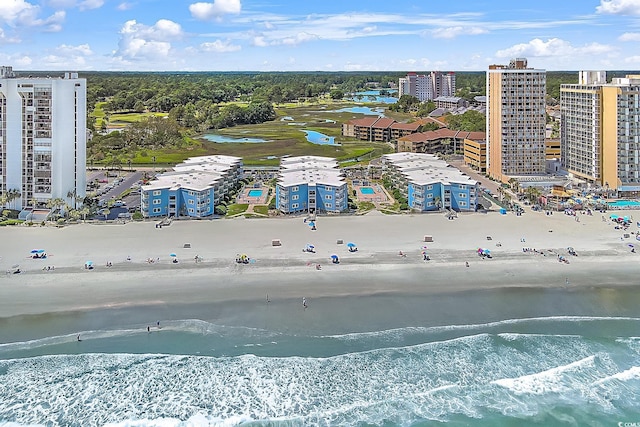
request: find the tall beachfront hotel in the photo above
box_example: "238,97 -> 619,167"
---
0,66 -> 86,209
276,156 -> 348,214
561,72 -> 640,194
141,155 -> 243,218
486,58 -> 547,182
382,153 -> 479,212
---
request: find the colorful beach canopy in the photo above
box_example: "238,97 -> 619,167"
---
330,254 -> 339,259
346,242 -> 357,248
170,253 -> 177,257
30,249 -> 45,253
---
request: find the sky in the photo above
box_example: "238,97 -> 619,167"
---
1,0 -> 640,72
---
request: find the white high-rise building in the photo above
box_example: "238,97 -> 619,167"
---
398,72 -> 456,102
0,66 -> 86,210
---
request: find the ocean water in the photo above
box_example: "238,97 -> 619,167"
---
1,288 -> 640,427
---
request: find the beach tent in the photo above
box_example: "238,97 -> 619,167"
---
499,208 -> 507,215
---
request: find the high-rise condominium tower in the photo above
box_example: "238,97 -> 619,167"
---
561,72 -> 640,192
486,58 -> 547,182
0,66 -> 86,210
398,72 -> 456,102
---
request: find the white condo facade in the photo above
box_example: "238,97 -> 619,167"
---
398,72 -> 456,102
0,66 -> 87,210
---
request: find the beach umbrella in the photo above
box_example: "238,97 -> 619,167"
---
306,244 -> 315,249
11,264 -> 19,269
86,261 -> 93,266
330,254 -> 339,260
308,221 -> 315,227
170,253 -> 177,257
628,244 -> 634,248
37,249 -> 45,253
30,249 -> 39,254
346,242 -> 357,248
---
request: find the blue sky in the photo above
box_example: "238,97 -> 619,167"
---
1,0 -> 640,71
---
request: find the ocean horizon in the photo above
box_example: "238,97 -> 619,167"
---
1,285 -> 639,426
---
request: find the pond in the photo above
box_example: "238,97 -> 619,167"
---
201,133 -> 268,143
302,130 -> 340,146
347,90 -> 398,104
330,106 -> 386,116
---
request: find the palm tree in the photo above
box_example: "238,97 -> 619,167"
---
6,189 -> 21,210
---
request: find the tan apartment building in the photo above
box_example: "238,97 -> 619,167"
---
486,58 -> 547,182
545,139 -> 561,159
561,71 -> 640,192
463,138 -> 487,173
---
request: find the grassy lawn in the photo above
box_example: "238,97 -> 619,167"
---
252,205 -> 269,215
226,204 -> 249,216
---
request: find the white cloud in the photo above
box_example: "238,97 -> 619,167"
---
252,36 -> 268,47
200,39 -> 241,52
496,38 -> 612,59
596,0 -> 640,15
189,0 -> 241,21
1,0 -> 65,31
56,43 -> 93,55
120,19 -> 183,41
48,0 -> 104,10
115,19 -> 183,60
117,2 -> 133,11
619,32 -> 640,41
280,32 -> 318,46
431,26 -> 488,39
625,55 -> 640,63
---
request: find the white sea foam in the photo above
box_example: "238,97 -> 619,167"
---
2,330 -> 625,426
592,366 -> 640,385
323,316 -> 640,342
0,319 -> 277,354
492,355 -> 617,395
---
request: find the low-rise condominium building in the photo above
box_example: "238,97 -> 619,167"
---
276,156 -> 348,214
141,155 -> 243,218
382,152 -> 479,212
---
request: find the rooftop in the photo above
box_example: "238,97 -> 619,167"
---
383,152 -> 478,186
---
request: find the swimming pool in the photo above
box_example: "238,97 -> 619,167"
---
360,187 -> 375,195
608,200 -> 640,208
248,189 -> 263,197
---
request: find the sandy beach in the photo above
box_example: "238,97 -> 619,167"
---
1,209 -> 639,319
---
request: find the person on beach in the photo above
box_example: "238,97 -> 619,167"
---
302,297 -> 308,309
147,326 -> 150,332
157,321 -> 161,329
77,334 -> 81,342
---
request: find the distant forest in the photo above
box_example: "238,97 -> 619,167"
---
16,70 -> 639,117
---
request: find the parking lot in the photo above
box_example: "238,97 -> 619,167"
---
86,169 -> 145,218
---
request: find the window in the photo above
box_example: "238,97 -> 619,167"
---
292,203 -> 299,209
325,186 -> 332,191
427,193 -> 433,199
292,195 -> 299,200
459,193 -> 467,198
325,195 -> 332,200
153,199 -> 161,205
188,208 -> 194,213
188,200 -> 194,205
152,208 -> 161,213
426,185 -> 433,190
292,186 -> 299,192
153,190 -> 161,196
459,201 -> 467,207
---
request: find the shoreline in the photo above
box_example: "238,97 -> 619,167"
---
2,209 -> 640,320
